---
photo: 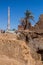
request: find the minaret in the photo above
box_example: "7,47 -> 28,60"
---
7,7 -> 10,31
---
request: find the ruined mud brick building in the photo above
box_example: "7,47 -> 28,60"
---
34,14 -> 43,33
35,14 -> 43,29
18,14 -> 43,32
18,25 -> 24,30
18,21 -> 32,30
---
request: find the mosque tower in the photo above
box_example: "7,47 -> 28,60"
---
7,7 -> 10,30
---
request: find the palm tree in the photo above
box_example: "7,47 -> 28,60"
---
20,10 -> 34,30
24,10 -> 34,29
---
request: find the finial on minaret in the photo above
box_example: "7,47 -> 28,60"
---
7,6 -> 10,31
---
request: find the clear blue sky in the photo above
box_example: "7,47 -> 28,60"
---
0,0 -> 43,30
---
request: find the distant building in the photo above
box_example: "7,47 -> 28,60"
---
6,30 -> 16,33
18,25 -> 24,30
0,30 -> 5,33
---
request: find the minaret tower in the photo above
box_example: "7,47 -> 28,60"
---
7,7 -> 10,30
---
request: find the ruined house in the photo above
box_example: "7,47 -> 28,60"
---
35,14 -> 43,30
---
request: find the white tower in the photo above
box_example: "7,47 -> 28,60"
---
7,7 -> 10,30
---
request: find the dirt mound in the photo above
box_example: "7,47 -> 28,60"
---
0,55 -> 25,65
0,33 -> 35,65
0,33 -> 43,65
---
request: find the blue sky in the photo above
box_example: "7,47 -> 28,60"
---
0,0 -> 43,30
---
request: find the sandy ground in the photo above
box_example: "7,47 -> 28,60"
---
0,33 -> 43,65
